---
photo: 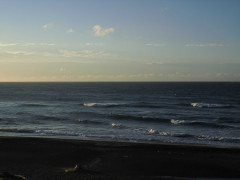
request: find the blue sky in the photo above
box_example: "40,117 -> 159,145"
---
0,0 -> 239,81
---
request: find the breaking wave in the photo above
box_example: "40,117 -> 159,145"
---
83,103 -> 120,107
191,103 -> 231,108
197,135 -> 240,144
170,119 -> 187,125
83,102 -> 163,108
35,129 -> 81,136
171,119 -> 238,129
111,123 -> 127,129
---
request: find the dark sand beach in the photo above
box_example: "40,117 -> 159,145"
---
0,137 -> 240,180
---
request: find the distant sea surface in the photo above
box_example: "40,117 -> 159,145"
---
0,82 -> 239,147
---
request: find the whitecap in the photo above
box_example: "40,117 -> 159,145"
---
148,129 -> 159,134
112,123 -> 121,127
111,123 -> 127,129
35,129 -> 80,136
159,131 -> 169,136
170,119 -> 186,125
83,102 -> 119,107
191,103 -> 230,108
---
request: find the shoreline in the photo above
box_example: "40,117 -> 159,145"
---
2,135 -> 240,149
0,136 -> 240,179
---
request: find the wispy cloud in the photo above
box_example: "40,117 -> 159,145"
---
42,23 -> 54,29
93,25 -> 115,37
23,43 -> 36,46
67,28 -> 74,33
22,43 -> 55,46
145,43 -> 166,47
5,50 -> 58,57
0,43 -> 18,47
5,51 -> 35,56
0,42 -> 55,47
185,43 -> 224,47
59,49 -> 111,58
2,48 -> 112,59
39,43 -> 55,46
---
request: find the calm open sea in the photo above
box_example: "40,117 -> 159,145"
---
0,82 -> 239,147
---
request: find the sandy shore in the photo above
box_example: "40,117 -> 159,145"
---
0,137 -> 240,180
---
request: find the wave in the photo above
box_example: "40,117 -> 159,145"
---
127,102 -> 163,108
83,102 -> 164,109
144,128 -> 240,145
111,114 -> 169,123
216,117 -> 240,124
20,103 -> 49,107
35,129 -> 81,136
146,129 -> 193,138
147,129 -> 165,134
191,103 -> 231,108
197,135 -> 240,144
171,119 -> 238,129
34,115 -> 65,121
170,119 -> 186,125
77,119 -> 108,125
0,128 -> 34,133
83,103 -> 120,107
111,123 -> 127,129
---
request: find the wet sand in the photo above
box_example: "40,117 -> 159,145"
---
0,137 -> 240,180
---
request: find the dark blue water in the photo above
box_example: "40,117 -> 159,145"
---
0,82 -> 239,147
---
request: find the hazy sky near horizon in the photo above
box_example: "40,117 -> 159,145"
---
0,0 -> 239,81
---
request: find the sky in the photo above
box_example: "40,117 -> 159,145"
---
0,0 -> 239,82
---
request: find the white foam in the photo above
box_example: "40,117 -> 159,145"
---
148,129 -> 160,134
111,123 -> 128,129
159,131 -> 169,136
84,102 -> 119,107
171,119 -> 186,125
35,129 -> 80,136
191,103 -> 230,108
112,123 -> 121,127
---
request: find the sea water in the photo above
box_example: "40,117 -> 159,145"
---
0,82 -> 239,147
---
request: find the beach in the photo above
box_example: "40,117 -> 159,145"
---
0,137 -> 240,180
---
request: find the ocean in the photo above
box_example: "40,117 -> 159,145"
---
0,82 -> 239,148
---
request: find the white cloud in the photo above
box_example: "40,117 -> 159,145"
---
23,43 -> 55,46
23,43 -> 36,46
0,43 -> 18,47
0,42 -> 55,47
5,51 -> 35,56
67,28 -> 74,33
93,25 -> 115,37
2,48 -> 112,59
42,23 -> 54,29
4,50 -> 58,57
59,49 -> 111,58
185,43 -> 224,47
39,43 -> 55,46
